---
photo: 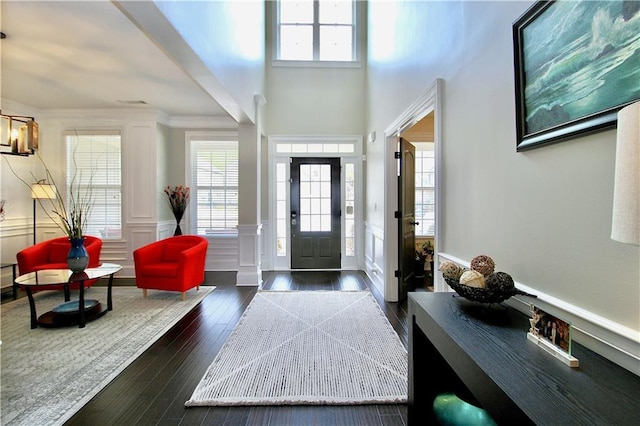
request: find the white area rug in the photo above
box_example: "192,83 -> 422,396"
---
185,291 -> 407,406
1,285 -> 214,426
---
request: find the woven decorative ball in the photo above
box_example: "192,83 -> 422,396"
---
485,272 -> 515,292
470,255 -> 495,277
439,261 -> 464,282
459,270 -> 486,288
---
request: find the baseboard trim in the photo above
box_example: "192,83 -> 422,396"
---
236,271 -> 262,287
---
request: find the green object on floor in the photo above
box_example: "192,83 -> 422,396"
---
433,393 -> 498,426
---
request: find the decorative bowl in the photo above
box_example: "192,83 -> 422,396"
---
444,276 -> 536,304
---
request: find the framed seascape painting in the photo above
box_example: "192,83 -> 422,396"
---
513,0 -> 640,151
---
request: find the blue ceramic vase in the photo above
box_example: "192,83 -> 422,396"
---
67,237 -> 89,273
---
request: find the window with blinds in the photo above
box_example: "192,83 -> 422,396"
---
190,139 -> 239,235
65,131 -> 122,239
415,147 -> 435,237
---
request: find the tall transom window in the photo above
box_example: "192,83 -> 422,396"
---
276,0 -> 357,62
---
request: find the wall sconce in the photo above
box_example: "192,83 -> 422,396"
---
31,179 -> 57,245
1,111 -> 39,156
611,101 -> 639,245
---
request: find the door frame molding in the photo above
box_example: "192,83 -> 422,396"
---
383,78 -> 443,302
267,135 -> 364,271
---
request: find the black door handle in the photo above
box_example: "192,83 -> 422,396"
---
410,221 -> 420,226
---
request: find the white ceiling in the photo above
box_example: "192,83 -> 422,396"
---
0,0 -> 229,118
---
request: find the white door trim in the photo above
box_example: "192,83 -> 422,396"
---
267,135 -> 364,270
382,78 -> 443,301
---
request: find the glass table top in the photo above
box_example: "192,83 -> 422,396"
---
15,263 -> 122,287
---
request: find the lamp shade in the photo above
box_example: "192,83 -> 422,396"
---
611,101 -> 640,245
30,183 -> 57,200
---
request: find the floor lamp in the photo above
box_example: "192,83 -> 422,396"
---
611,100 -> 639,245
30,181 -> 57,245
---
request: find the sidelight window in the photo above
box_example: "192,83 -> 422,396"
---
344,162 -> 355,257
276,162 -> 288,256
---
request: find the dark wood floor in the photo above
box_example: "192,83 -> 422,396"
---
49,271 -> 411,426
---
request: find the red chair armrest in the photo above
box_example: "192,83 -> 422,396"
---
177,239 -> 208,283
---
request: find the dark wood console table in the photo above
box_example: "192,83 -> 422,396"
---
408,293 -> 640,425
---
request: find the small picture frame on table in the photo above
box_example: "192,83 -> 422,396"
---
528,305 -> 579,368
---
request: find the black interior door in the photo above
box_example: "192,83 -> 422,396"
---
290,157 -> 341,269
398,138 -> 416,302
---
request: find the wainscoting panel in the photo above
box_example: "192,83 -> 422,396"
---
236,225 -> 262,286
100,239 -> 132,276
158,220 -> 177,240
0,265 -> 15,294
100,240 -> 128,263
128,226 -> 159,277
0,220 -> 36,265
364,223 -> 385,296
124,123 -> 157,222
206,235 -> 239,271
260,220 -> 270,271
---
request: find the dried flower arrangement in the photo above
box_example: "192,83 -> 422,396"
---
164,185 -> 190,236
164,185 -> 190,221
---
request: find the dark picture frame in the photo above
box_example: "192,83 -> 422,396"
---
513,0 -> 640,151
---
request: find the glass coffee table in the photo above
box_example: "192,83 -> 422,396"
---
15,263 -> 122,329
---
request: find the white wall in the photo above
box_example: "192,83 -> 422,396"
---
264,1 -> 366,136
153,0 -> 265,123
0,101 -> 48,266
266,66 -> 366,135
366,1 -> 639,369
157,123 -> 171,223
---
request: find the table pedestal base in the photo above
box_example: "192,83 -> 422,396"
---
37,301 -> 107,328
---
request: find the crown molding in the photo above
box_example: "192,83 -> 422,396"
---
2,98 -> 238,129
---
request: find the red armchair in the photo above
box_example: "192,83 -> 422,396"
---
16,235 -> 103,294
133,235 -> 208,301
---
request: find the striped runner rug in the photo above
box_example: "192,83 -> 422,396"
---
185,290 -> 407,406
